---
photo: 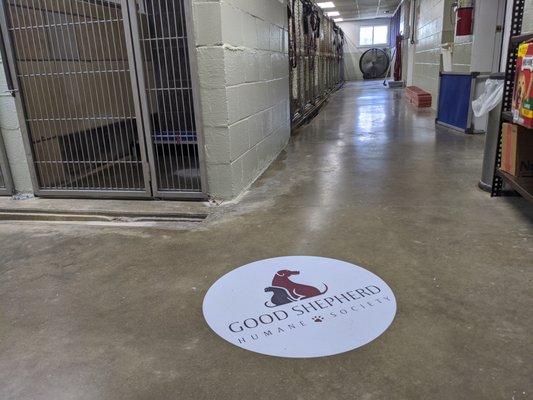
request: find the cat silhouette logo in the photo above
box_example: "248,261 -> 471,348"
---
264,269 -> 328,308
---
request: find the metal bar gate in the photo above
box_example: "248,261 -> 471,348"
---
0,0 -> 205,199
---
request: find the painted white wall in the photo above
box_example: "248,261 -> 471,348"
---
523,0 -> 533,33
500,0 -> 533,71
193,0 -> 290,199
443,0 -> 473,74
407,0 -> 481,107
500,0 -> 514,71
338,18 -> 391,81
411,0 -> 447,107
470,0 -> 506,73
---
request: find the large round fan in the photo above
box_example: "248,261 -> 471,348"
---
359,48 -> 390,79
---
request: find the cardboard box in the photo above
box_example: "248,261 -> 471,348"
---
501,123 -> 533,181
512,41 -> 533,128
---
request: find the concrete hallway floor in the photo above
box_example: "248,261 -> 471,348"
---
0,81 -> 532,400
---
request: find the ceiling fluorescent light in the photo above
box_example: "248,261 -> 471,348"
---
334,18 -> 344,22
317,2 -> 335,8
326,11 -> 340,17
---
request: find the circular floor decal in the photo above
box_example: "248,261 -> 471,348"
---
203,256 -> 396,358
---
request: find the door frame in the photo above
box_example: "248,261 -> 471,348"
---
125,0 -> 207,199
0,0 -> 207,199
0,129 -> 13,195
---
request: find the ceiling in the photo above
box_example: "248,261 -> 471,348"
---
316,0 -> 402,21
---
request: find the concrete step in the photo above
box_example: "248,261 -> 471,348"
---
0,197 -> 212,222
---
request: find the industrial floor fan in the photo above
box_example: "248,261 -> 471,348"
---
359,48 -> 390,79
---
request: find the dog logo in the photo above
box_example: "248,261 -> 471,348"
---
264,269 -> 328,308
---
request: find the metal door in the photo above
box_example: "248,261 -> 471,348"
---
0,0 -> 204,199
0,0 -> 153,197
127,0 -> 205,198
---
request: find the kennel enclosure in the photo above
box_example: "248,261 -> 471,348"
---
288,0 -> 344,129
0,0 -> 205,199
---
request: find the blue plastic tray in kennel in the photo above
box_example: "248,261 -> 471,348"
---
153,130 -> 197,144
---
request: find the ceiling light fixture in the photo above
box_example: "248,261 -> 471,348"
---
317,2 -> 335,8
334,18 -> 344,22
326,11 -> 340,17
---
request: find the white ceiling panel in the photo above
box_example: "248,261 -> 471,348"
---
316,0 -> 402,20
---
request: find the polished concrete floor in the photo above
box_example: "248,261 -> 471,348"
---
1,81 -> 532,400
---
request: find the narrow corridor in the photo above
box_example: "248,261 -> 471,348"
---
0,82 -> 531,400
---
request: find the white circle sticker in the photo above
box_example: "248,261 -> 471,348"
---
203,256 -> 396,358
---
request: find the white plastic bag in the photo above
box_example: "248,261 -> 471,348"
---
472,79 -> 504,117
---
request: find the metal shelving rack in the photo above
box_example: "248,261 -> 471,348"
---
491,0 -> 533,202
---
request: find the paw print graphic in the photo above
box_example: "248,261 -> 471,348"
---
312,316 -> 324,323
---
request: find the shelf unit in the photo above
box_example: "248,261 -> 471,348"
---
491,0 -> 533,203
496,170 -> 533,202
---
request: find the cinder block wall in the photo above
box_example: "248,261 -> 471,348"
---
0,55 -> 33,194
410,0 -> 473,107
451,37 -> 472,73
412,0 -> 447,107
193,0 -> 290,199
445,0 -> 471,74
